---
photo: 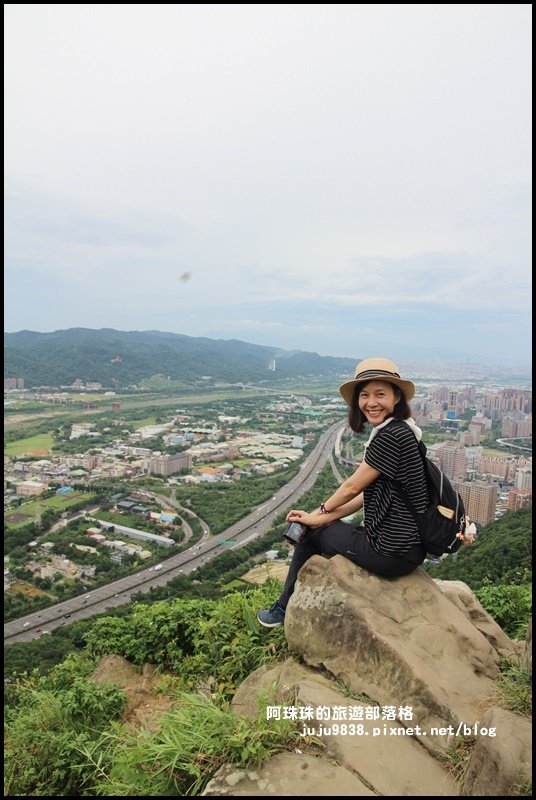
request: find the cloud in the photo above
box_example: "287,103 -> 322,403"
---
231,252 -> 531,314
4,5 -> 531,366
211,319 -> 285,330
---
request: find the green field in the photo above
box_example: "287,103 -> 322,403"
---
482,447 -> 518,457
4,433 -> 55,457
133,416 -> 158,428
5,491 -> 98,528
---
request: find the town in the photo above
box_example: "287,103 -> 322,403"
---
4,375 -> 532,622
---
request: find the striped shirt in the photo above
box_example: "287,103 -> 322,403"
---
363,420 -> 428,556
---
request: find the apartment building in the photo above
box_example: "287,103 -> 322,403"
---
142,452 -> 193,477
456,481 -> 498,525
439,442 -> 467,482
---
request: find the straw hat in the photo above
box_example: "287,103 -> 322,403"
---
339,357 -> 415,405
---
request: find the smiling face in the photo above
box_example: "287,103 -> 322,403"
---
358,380 -> 401,427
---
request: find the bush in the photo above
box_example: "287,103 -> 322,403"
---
83,581 -> 288,698
4,657 -> 127,797
474,583 -> 532,640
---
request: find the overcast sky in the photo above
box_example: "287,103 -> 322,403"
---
4,4 -> 532,366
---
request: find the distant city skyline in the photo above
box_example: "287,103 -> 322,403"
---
4,5 -> 532,367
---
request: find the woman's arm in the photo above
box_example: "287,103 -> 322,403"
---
287,492 -> 364,528
287,459 -> 380,528
324,460 -> 380,509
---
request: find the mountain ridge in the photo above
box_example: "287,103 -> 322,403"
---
4,327 -> 359,387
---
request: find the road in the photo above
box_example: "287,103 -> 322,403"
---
4,420 -> 346,644
495,437 -> 532,453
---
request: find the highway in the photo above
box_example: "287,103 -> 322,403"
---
4,420 -> 346,644
495,437 -> 532,453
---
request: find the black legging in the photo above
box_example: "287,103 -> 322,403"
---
278,520 -> 425,608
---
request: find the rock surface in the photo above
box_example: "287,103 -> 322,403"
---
91,653 -> 173,731
232,660 -> 458,796
89,560 -> 531,796
284,556 -> 501,751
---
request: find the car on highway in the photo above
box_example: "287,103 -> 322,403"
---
154,564 -> 163,571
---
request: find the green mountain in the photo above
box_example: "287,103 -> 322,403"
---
4,328 -> 358,388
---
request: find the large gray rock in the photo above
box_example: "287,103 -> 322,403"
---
284,555 -> 501,751
233,660 -> 458,796
461,707 -> 532,796
433,579 -> 516,658
202,752 -> 375,796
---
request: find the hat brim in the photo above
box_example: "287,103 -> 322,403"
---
339,376 -> 415,406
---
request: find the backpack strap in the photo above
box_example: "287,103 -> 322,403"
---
375,420 -> 429,530
390,476 -> 423,531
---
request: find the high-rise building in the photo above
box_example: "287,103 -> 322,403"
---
515,468 -> 532,491
479,457 -> 516,480
468,423 -> 484,445
507,488 -> 532,511
431,386 -> 449,403
500,414 -> 531,438
484,389 -> 532,416
439,442 -> 467,481
143,452 -> 193,476
516,416 -> 532,438
458,431 -> 473,446
447,390 -> 458,415
456,481 -> 498,525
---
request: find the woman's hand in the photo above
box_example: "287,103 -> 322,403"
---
286,508 -> 327,528
463,518 -> 477,545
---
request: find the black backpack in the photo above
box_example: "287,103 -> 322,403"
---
389,424 -> 466,556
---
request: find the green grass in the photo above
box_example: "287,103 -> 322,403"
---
69,393 -> 110,402
482,447 -> 516,457
133,416 -> 158,428
79,691 -> 302,796
4,433 -> 55,457
221,579 -> 247,590
491,658 -> 532,717
438,735 -> 476,783
5,492 -> 99,528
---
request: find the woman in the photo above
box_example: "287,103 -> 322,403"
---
258,357 -> 428,627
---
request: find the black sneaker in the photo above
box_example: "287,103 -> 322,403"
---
257,602 -> 286,627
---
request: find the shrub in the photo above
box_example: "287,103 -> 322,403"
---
474,583 -> 532,640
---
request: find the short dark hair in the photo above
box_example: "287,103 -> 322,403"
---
348,381 -> 412,433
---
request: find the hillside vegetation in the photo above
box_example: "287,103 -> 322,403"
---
5,582 -> 291,796
4,328 -> 357,387
4,509 -> 531,796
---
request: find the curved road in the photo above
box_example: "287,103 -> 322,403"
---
495,437 -> 532,453
4,420 -> 345,644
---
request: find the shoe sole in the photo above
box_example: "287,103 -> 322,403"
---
257,618 -> 283,628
